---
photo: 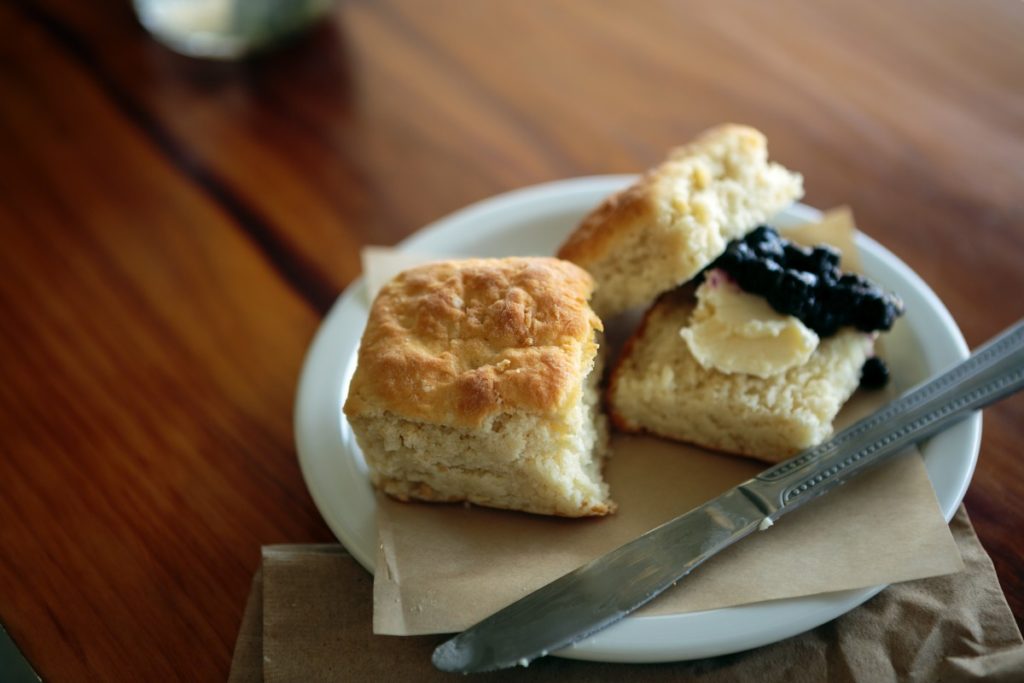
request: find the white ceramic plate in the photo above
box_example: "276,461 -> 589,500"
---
294,176 -> 980,663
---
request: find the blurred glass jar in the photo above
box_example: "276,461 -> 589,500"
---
133,0 -> 335,59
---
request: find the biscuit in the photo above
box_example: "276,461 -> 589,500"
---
608,287 -> 872,462
557,125 -> 803,318
344,257 -> 614,516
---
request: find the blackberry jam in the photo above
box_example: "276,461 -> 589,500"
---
709,226 -> 905,337
859,357 -> 890,390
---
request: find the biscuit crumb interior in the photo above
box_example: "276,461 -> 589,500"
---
559,125 -> 804,317
609,291 -> 870,462
352,348 -> 612,517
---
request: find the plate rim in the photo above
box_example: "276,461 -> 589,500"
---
294,175 -> 980,663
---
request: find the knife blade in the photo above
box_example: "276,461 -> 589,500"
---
436,489 -> 763,672
0,623 -> 41,683
433,319 -> 1024,673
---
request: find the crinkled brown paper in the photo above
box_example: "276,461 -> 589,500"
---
368,208 -> 965,636
229,507 -> 1024,682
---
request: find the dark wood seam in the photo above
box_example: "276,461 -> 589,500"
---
13,1 -> 338,316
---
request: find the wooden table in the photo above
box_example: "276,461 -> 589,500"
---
2,0 -> 1022,679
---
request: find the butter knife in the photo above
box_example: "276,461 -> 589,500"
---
433,319 -> 1024,673
0,623 -> 40,683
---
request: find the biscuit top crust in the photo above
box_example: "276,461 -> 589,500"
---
557,124 -> 782,267
344,257 -> 602,428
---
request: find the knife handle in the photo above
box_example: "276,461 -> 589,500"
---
740,318 -> 1024,519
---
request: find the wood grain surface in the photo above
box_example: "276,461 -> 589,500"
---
2,0 -> 1022,679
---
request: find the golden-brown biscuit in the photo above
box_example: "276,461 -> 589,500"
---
344,257 -> 614,516
558,124 -> 803,318
608,288 -> 872,462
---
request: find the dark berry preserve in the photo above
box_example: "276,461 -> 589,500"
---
708,226 -> 904,337
860,357 -> 890,389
